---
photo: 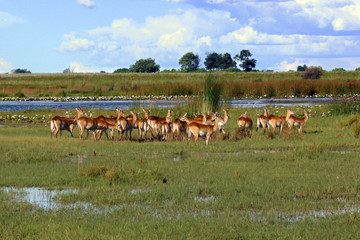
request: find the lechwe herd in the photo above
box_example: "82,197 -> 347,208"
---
50,107 -> 309,144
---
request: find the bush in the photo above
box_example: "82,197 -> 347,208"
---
302,66 -> 323,79
14,91 -> 25,98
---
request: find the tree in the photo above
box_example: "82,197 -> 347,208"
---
130,58 -> 160,73
114,68 -> 130,73
204,52 -> 221,71
179,52 -> 200,72
234,50 -> 256,72
11,68 -> 31,74
331,68 -> 346,72
355,67 -> 360,71
297,64 -> 308,72
219,53 -> 236,70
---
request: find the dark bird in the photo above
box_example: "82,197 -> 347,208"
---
162,177 -> 167,184
93,150 -> 96,156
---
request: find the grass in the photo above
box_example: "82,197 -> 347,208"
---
1,104 -> 360,239
1,71 -> 360,98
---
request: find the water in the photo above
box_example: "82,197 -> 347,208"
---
0,97 -> 343,111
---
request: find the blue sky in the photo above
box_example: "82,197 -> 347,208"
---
1,0 -> 360,73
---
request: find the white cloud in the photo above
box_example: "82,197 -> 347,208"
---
69,62 -> 100,73
76,0 -> 97,8
0,57 -> 12,73
59,35 -> 95,52
0,11 -> 26,28
281,0 -> 360,31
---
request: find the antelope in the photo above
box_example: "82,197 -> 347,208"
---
50,115 -> 77,138
287,110 -> 309,134
267,109 -> 294,135
256,109 -> 269,134
147,109 -> 173,140
179,112 -> 207,125
193,112 -> 217,123
94,108 -> 124,139
237,112 -> 253,137
134,109 -> 150,140
172,119 -> 188,141
187,116 -> 222,145
218,109 -> 230,135
96,119 -> 123,140
75,108 -> 97,140
161,121 -> 171,140
125,111 -> 139,140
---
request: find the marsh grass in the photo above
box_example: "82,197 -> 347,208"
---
1,72 -> 360,98
1,105 -> 360,239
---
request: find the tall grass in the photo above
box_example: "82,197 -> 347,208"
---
1,72 -> 360,98
202,74 -> 223,113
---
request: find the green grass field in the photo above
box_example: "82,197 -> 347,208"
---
1,71 -> 360,98
1,105 -> 360,239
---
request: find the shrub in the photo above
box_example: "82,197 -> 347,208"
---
14,91 -> 25,98
302,66 -> 323,79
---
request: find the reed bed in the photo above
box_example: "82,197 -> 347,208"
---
1,71 -> 360,99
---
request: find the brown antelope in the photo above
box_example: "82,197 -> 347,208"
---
124,111 -> 139,140
218,109 -> 229,135
256,109 -> 269,134
134,109 -> 150,140
287,110 -> 309,134
172,119 -> 188,140
267,109 -> 294,135
193,112 -> 217,123
179,112 -> 207,125
94,108 -> 123,139
147,109 -> 173,140
237,112 -> 253,137
96,119 -> 123,140
50,115 -> 77,138
161,121 -> 171,140
187,116 -> 222,145
75,108 -> 97,140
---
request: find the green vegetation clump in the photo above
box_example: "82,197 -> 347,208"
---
303,66 -> 323,79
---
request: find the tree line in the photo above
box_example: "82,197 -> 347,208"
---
114,50 -> 256,73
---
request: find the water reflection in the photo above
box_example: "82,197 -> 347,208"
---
2,186 -> 360,222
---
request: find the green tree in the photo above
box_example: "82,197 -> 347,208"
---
355,67 -> 360,71
130,58 -> 160,73
234,50 -> 256,72
331,68 -> 346,72
297,64 -> 308,72
179,52 -> 200,72
11,68 -> 31,74
219,53 -> 236,70
204,52 -> 221,70
114,68 -> 130,73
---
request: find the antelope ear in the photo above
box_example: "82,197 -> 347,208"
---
130,111 -> 134,114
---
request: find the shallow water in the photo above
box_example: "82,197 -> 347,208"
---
2,186 -> 359,222
0,97 -> 342,111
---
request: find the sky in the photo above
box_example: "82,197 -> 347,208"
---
0,0 -> 360,73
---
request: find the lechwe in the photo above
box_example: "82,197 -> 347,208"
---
94,108 -> 124,139
286,109 -> 309,134
256,109 -> 269,134
237,112 -> 253,137
267,109 -> 293,135
186,116 -> 222,145
125,111 -> 139,140
147,109 -> 173,140
50,115 -> 77,138
75,108 -> 97,140
134,109 -> 150,141
172,119 -> 188,140
179,112 -> 207,125
96,119 -> 123,140
218,109 -> 229,135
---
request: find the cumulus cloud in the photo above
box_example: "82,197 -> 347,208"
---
58,5 -> 360,70
0,57 -> 12,73
58,34 -> 95,52
281,0 -> 360,31
0,11 -> 26,28
76,0 -> 97,8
